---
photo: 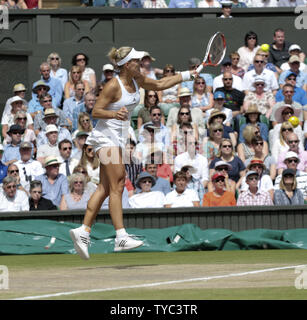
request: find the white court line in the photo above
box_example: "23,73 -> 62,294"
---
13,264 -> 306,300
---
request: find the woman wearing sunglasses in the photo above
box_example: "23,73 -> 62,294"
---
47,52 -> 68,90
237,31 -> 260,72
202,123 -> 223,164
191,76 -> 214,113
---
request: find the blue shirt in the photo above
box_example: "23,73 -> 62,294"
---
168,0 -> 196,7
138,122 -> 170,148
63,96 -> 84,123
36,127 -> 72,147
72,103 -> 98,132
181,73 -> 213,93
136,176 -> 171,195
35,173 -> 69,207
2,144 -> 21,163
115,0 -> 142,7
279,70 -> 307,88
275,86 -> 307,106
32,77 -> 63,107
0,161 -> 8,183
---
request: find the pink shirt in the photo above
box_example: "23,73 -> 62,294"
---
25,0 -> 39,8
277,149 -> 307,171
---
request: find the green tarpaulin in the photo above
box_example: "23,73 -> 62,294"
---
0,219 -> 306,255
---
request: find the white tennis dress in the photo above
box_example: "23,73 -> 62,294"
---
86,75 -> 140,152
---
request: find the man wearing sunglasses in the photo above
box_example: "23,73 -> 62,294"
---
242,54 -> 279,95
58,139 -> 77,177
2,124 -> 24,166
3,83 -> 28,119
274,151 -> 307,201
237,170 -> 273,206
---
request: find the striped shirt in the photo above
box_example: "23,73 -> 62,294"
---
237,189 -> 273,206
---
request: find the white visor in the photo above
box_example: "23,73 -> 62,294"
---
117,48 -> 145,66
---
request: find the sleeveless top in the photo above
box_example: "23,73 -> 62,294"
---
87,75 -> 140,150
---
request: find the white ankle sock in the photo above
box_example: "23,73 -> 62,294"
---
116,228 -> 127,238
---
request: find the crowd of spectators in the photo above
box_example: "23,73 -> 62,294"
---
0,26 -> 307,213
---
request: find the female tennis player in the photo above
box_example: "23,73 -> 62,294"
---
70,46 -> 195,259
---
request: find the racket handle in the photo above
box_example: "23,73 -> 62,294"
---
191,64 -> 204,80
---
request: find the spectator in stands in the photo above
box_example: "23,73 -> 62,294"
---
4,111 -> 36,153
1,0 -> 19,9
243,76 -> 275,119
213,58 -> 243,92
140,52 -> 162,80
180,164 -> 205,203
230,0 -> 247,7
72,53 -> 96,90
246,48 -> 278,75
1,96 -> 33,143
219,1 -> 233,18
174,136 -> 209,188
168,0 -> 196,7
191,76 -> 214,113
0,144 -> 8,183
36,124 -> 61,164
207,160 -> 236,194
164,171 -> 200,208
6,163 -> 29,196
277,132 -> 307,174
0,176 -> 29,212
72,111 -> 93,140
32,62 -> 63,108
245,136 -> 276,181
81,0 -> 107,7
203,172 -> 236,207
2,125 -> 24,166
63,81 -> 85,128
279,0 -> 306,7
237,124 -> 256,163
230,52 -> 245,78
270,104 -> 303,150
158,64 -> 180,115
73,164 -> 97,196
237,170 -> 273,206
15,141 -> 44,191
72,92 -> 98,131
204,91 -> 232,127
58,139 -> 77,177
273,168 -> 304,205
207,109 -> 237,147
239,104 -> 269,144
101,64 -> 115,84
35,155 -> 69,207
275,72 -> 307,106
242,54 -> 279,95
71,131 -> 89,161
137,90 -> 160,130
198,0 -> 220,7
248,0 -> 278,7
27,81 -> 50,119
18,0 -> 42,9
181,57 -> 213,93
64,65 -> 90,99
280,45 -> 307,73
239,158 -> 274,200
271,122 -> 295,163
202,122 -> 223,164
209,138 -> 245,188
60,173 -> 91,210
115,0 -> 142,7
123,139 -> 143,189
36,108 -> 71,148
138,163 -> 171,195
79,144 -> 100,185
274,151 -> 307,201
268,28 -> 291,73
270,84 -> 304,127
237,31 -> 260,72
129,171 -> 165,208
279,56 -> 307,89
47,52 -> 68,90
3,83 -> 28,118
170,106 -> 199,156
29,180 -> 57,211
33,93 -> 69,135
138,106 -> 170,151
142,0 -> 168,7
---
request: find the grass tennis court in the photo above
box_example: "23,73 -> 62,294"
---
1,249 -> 307,300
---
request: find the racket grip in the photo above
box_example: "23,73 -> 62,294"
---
191,64 -> 204,80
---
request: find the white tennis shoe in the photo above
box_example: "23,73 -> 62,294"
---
114,235 -> 144,252
69,227 -> 90,260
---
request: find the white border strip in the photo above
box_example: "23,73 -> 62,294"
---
13,264 -> 306,300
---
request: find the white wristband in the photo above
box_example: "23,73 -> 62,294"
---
180,71 -> 191,82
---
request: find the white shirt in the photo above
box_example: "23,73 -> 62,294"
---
242,69 -> 279,92
248,0 -> 278,7
50,68 -> 68,90
198,0 -> 220,7
1,112 -> 33,127
164,188 -> 199,207
280,61 -> 307,73
129,191 -> 165,208
0,189 -> 29,212
213,74 -> 243,92
37,143 -> 61,159
59,157 -> 78,177
174,152 -> 209,184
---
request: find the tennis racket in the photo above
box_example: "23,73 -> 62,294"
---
193,32 -> 226,77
